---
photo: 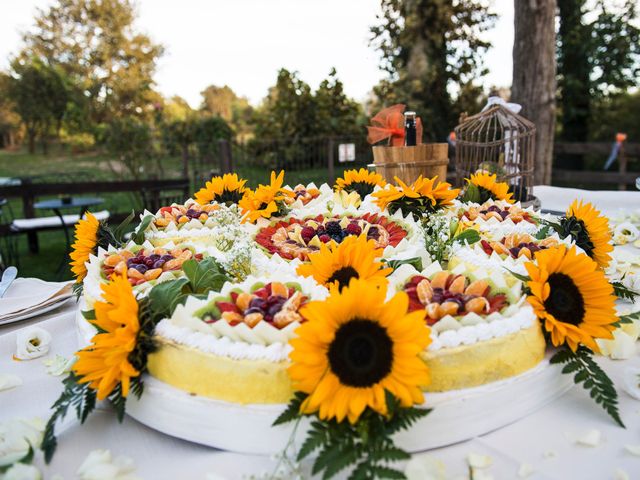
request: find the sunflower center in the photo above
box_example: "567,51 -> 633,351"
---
562,217 -> 595,258
216,189 -> 243,204
346,181 -> 375,198
327,266 -> 359,290
328,319 -> 393,387
544,273 -> 585,325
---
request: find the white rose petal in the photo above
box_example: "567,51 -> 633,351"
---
622,367 -> 640,400
0,374 -> 22,392
43,355 -> 76,376
0,418 -> 44,468
51,475 -> 65,480
466,453 -> 493,469
614,222 -> 640,243
596,330 -> 637,360
517,463 -> 535,478
405,454 -> 446,480
576,429 -> 601,447
543,450 -> 556,458
3,463 -> 41,480
15,327 -> 52,360
472,471 -> 494,480
614,468 -> 630,480
624,444 -> 640,456
77,449 -> 140,480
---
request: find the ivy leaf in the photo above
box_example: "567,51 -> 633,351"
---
81,309 -> 96,321
452,228 -> 480,246
551,346 -> 625,428
131,214 -> 154,244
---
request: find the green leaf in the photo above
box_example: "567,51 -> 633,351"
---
612,310 -> 640,328
81,309 -> 96,321
535,224 -> 551,240
273,391 -> 307,426
112,210 -> 136,244
453,228 -> 480,246
182,257 -> 229,294
612,281 -> 640,302
551,346 -> 625,428
504,268 -> 531,284
371,465 -> 406,479
131,214 -> 154,244
385,257 -> 423,272
147,278 -> 190,320
462,183 -> 481,203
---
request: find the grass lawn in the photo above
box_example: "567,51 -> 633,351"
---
0,148 -> 360,280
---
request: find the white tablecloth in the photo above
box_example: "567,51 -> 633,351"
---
2,188 -> 640,479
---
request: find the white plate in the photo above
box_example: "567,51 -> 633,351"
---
0,296 -> 73,325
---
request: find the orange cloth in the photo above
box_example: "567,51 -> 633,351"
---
367,104 -> 423,146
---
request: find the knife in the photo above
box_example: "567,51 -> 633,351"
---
0,267 -> 18,298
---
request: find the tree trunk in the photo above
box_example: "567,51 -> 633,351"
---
27,129 -> 36,154
511,0 -> 557,185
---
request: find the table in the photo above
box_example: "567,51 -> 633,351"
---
2,188 -> 640,479
34,197 -> 104,277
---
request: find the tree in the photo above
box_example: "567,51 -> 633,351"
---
0,73 -> 22,149
17,0 -> 163,130
512,0 -> 557,185
200,85 -> 253,140
370,0 -> 496,141
9,57 -> 68,154
314,68 -> 363,137
253,69 -> 316,140
557,0 -> 639,168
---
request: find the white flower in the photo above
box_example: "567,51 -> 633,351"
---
467,452 -> 493,469
622,367 -> 640,400
43,355 -> 76,376
77,450 -> 140,480
614,468 -> 630,480
575,429 -> 601,447
405,454 -> 446,480
15,327 -> 52,360
624,444 -> 640,456
0,418 -> 44,468
518,463 -> 535,478
0,374 -> 22,392
3,463 -> 41,480
613,222 -> 640,245
596,329 -> 637,360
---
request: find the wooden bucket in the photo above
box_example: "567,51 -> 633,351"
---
372,144 -> 449,184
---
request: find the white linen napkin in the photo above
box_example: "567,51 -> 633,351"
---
0,278 -> 73,320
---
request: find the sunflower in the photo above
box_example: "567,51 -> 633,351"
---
372,175 -> 459,219
69,212 -> 100,283
335,168 -> 387,198
194,173 -> 248,205
73,273 -> 141,400
290,278 -> 431,423
524,245 -> 617,353
465,172 -> 514,204
296,235 -> 392,291
562,200 -> 613,269
239,171 -> 294,223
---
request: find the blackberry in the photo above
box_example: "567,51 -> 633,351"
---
325,221 -> 342,235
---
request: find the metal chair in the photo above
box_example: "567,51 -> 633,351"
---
0,199 -> 20,269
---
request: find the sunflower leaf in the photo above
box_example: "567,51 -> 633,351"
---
385,257 -> 423,272
452,228 -> 480,246
131,214 -> 154,244
551,346 -> 625,428
504,268 -> 531,284
535,224 -> 551,240
461,183 -> 481,203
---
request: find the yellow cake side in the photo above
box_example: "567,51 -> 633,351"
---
147,321 -> 546,403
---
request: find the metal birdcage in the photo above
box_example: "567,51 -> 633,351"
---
454,104 -> 536,204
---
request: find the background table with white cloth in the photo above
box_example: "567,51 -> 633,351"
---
2,186 -> 640,480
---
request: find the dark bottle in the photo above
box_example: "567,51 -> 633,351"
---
404,111 -> 417,146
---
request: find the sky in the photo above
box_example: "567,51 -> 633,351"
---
0,0 -> 514,107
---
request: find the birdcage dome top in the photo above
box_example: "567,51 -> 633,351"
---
455,104 -> 536,143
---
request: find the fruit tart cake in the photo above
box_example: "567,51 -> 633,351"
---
454,199 -> 544,237
82,241 -> 206,309
147,274 -> 328,403
135,200 -> 243,248
388,262 -> 545,391
252,211 -> 426,264
449,231 -> 575,276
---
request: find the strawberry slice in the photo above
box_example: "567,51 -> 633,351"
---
216,301 -> 240,314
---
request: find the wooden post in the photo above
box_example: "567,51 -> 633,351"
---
218,139 -> 233,174
618,143 -> 627,191
20,178 -> 39,253
328,138 -> 335,185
